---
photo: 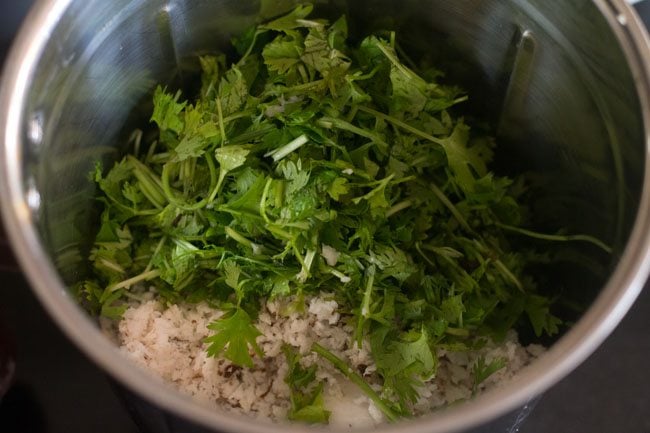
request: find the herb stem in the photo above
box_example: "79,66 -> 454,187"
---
491,259 -> 523,291
494,222 -> 612,254
420,244 -> 464,259
236,29 -> 265,66
216,206 -> 265,221
318,117 -> 389,154
446,327 -> 470,337
427,182 -> 473,233
228,125 -> 277,145
352,174 -> 395,204
265,224 -> 294,240
128,156 -> 167,208
267,79 -> 326,97
357,105 -> 447,147
265,134 -> 309,162
311,343 -> 400,422
144,236 -> 167,273
216,97 -> 227,144
107,269 -> 161,292
99,258 -> 125,274
145,139 -> 159,163
360,265 -> 376,318
356,265 -> 376,347
134,171 -> 165,209
291,244 -> 308,274
375,39 -> 410,78
329,268 -> 351,283
129,129 -> 143,158
148,151 -> 170,164
260,178 -> 273,223
160,154 -> 217,210
415,242 -> 437,268
225,226 -> 261,252
297,249 -> 316,282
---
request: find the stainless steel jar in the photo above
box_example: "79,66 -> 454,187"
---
1,1 -> 650,432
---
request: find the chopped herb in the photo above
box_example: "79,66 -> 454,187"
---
283,345 -> 331,423
77,4 -> 610,421
205,308 -> 263,368
472,356 -> 507,395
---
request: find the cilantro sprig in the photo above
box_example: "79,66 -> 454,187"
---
77,4 -> 610,421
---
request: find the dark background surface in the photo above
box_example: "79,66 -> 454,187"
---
1,2 -> 650,433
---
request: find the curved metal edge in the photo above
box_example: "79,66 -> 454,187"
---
1,1 -> 650,433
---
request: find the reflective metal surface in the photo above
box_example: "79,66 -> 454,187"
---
1,1 -> 650,433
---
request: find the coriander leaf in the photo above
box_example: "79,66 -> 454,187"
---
472,356 -> 507,394
100,290 -> 128,320
199,55 -> 226,100
441,294 -> 465,326
122,181 -> 143,207
263,34 -> 305,75
173,103 -> 220,162
76,280 -> 103,314
90,217 -> 133,282
370,327 -> 436,410
328,16 -> 348,50
466,174 -> 512,205
339,75 -> 372,106
215,145 -> 250,173
218,67 -> 248,117
387,58 -> 428,117
205,308 -> 263,367
260,4 -> 314,31
94,210 -> 132,244
265,275 -> 292,298
525,294 -> 562,337
327,177 -> 349,201
374,329 -> 436,379
223,259 -> 242,291
351,175 -> 394,215
301,26 -> 350,84
214,145 -> 251,195
95,159 -> 135,212
174,135 -> 206,162
441,122 -> 488,193
223,259 -> 250,302
283,345 -> 331,424
355,36 -> 391,89
362,157 -> 380,179
232,25 -> 258,56
151,86 -> 186,134
285,168 -> 310,199
155,239 -> 200,290
369,245 -> 417,283
289,388 -> 330,424
375,39 -> 459,118
227,174 -> 267,213
155,205 -> 204,236
282,187 -> 319,221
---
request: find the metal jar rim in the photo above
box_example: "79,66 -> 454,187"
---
1,1 -> 650,432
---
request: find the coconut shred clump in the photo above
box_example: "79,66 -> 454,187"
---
113,295 -> 544,429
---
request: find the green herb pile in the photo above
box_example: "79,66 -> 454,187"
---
78,4 -> 589,421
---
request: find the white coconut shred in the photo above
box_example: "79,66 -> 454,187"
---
111,294 -> 545,429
